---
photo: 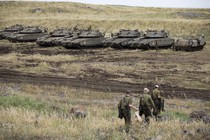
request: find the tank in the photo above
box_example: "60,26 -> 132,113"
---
7,26 -> 47,42
103,29 -> 143,49
0,24 -> 24,40
128,30 -> 174,50
173,35 -> 206,51
0,30 -> 3,39
36,28 -> 75,46
62,29 -> 105,49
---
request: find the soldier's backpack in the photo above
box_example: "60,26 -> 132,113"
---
118,97 -> 127,119
118,101 -> 123,119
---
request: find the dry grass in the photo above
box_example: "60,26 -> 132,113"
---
0,47 -> 210,89
0,1 -> 210,39
0,2 -> 210,139
0,82 -> 209,139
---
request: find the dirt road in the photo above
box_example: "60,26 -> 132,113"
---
0,68 -> 209,100
0,42 -> 210,100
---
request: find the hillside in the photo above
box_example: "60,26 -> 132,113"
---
0,1 -> 210,40
0,1 -> 210,140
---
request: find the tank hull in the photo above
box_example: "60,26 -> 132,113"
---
1,32 -> 18,40
104,38 -> 136,49
36,28 -> 76,47
0,24 -> 24,40
129,38 -> 174,50
63,37 -> 105,49
173,38 -> 206,51
8,32 -> 47,42
0,31 -> 3,39
36,36 -> 67,46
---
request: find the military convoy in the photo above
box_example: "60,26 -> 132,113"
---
0,24 -> 206,51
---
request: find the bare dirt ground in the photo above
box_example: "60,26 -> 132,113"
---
0,41 -> 210,100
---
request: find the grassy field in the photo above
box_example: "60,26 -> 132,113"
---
0,1 -> 210,140
0,82 -> 209,140
0,1 -> 210,39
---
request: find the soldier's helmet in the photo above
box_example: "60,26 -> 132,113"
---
143,88 -> 149,93
126,90 -> 131,94
155,85 -> 159,88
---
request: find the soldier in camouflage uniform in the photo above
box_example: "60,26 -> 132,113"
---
119,90 -> 138,133
139,88 -> 156,124
151,85 -> 165,116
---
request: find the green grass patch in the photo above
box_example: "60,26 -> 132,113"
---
0,95 -> 66,114
164,111 -> 189,121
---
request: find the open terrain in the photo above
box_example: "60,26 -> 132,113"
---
0,41 -> 210,100
0,1 -> 210,140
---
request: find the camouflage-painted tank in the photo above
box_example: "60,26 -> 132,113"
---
0,30 -> 3,40
62,29 -> 105,49
173,35 -> 206,51
8,26 -> 47,42
36,28 -> 75,46
103,29 -> 143,49
0,24 -> 24,40
128,30 -> 174,50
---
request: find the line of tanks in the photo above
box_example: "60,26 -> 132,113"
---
0,24 -> 206,51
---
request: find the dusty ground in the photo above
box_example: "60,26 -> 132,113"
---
0,41 -> 210,100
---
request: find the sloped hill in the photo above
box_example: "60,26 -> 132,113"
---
0,1 -> 210,39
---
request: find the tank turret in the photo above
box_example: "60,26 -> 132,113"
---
62,29 -> 105,49
104,29 -> 143,49
128,29 -> 174,50
36,28 -> 74,46
0,24 -> 24,40
145,30 -> 168,38
7,26 -> 47,42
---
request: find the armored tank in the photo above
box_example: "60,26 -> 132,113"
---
129,30 -> 174,50
104,29 -> 142,49
0,30 -> 3,40
8,26 -> 47,42
36,28 -> 75,46
173,35 -> 206,51
0,24 -> 24,40
62,29 -> 105,49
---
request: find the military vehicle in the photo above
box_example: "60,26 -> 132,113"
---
0,30 -> 3,40
128,30 -> 174,50
173,35 -> 206,51
7,26 -> 47,42
36,28 -> 75,46
62,29 -> 105,49
0,24 -> 24,40
103,29 -> 143,49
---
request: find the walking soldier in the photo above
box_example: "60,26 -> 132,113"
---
139,88 -> 156,124
118,90 -> 138,133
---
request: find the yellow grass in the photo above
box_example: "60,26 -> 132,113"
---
0,2 -> 210,139
0,1 -> 209,39
0,82 -> 209,139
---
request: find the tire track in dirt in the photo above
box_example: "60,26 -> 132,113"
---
0,68 -> 209,100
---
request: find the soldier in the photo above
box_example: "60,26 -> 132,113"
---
118,90 -> 138,133
139,88 -> 156,124
199,34 -> 205,46
151,85 -> 165,116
